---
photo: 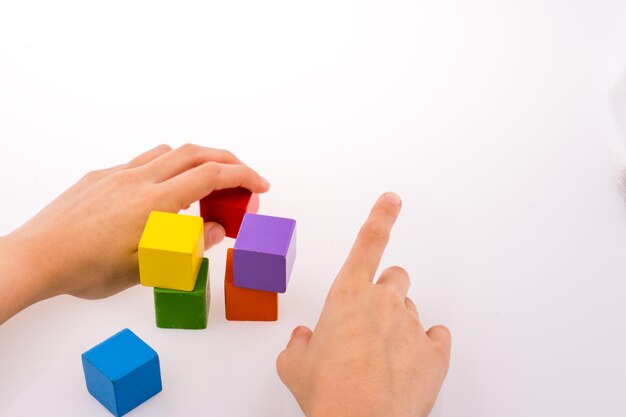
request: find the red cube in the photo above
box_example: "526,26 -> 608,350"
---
200,187 -> 259,238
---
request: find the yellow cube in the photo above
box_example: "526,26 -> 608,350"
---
138,211 -> 204,291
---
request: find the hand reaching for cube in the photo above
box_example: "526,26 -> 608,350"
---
276,193 -> 451,417
0,144 -> 270,324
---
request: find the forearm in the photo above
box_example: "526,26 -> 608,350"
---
0,232 -> 53,324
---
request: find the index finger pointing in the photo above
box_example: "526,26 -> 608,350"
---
337,192 -> 402,283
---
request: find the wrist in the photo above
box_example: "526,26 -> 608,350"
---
0,230 -> 57,324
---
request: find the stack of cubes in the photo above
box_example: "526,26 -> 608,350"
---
138,211 -> 210,329
200,188 -> 297,321
82,188 -> 297,416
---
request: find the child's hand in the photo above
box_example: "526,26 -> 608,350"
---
0,144 -> 269,323
276,193 -> 451,417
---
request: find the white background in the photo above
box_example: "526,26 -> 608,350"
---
1,1 -> 626,416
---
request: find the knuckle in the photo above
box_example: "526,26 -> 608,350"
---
205,161 -> 222,177
156,143 -> 173,152
81,169 -> 103,182
186,144 -> 214,166
361,221 -> 389,243
179,143 -> 198,155
385,265 -> 409,280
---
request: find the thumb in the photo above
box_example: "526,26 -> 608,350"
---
204,222 -> 225,249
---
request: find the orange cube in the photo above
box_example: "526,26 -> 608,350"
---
224,248 -> 278,321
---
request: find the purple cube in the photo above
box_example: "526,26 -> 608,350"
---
233,213 -> 296,293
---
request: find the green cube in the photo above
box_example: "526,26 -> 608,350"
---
154,257 -> 209,329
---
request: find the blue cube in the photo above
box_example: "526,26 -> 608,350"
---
81,328 -> 162,417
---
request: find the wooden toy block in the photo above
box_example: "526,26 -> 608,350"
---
138,211 -> 204,291
233,213 -> 296,293
154,257 -> 210,329
81,329 -> 162,417
225,248 -> 278,321
200,187 -> 260,238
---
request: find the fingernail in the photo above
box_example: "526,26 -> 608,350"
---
383,192 -> 402,206
207,224 -> 225,243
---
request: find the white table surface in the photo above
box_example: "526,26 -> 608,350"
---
1,1 -> 626,416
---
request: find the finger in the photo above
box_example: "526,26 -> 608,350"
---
285,325 -> 313,351
125,144 -> 173,168
204,222 -> 225,249
405,297 -> 420,322
337,192 -> 402,283
276,325 -> 313,385
140,143 -> 244,183
376,266 -> 410,298
75,145 -> 173,189
159,162 -> 270,209
427,325 -> 452,354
